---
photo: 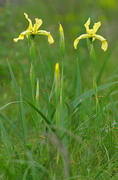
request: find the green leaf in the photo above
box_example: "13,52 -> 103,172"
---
0,112 -> 23,141
71,81 -> 118,108
24,99 -> 54,131
7,61 -> 27,139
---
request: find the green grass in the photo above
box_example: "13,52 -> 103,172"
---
0,0 -> 118,179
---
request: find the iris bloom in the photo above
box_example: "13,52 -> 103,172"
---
74,18 -> 108,51
14,13 -> 54,44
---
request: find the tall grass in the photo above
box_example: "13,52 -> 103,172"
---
0,1 -> 118,180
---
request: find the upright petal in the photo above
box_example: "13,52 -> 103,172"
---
24,13 -> 33,30
93,21 -> 101,34
59,23 -> 64,41
59,23 -> 64,34
59,23 -> 65,54
55,63 -> 60,78
34,18 -> 43,32
13,29 -> 31,42
74,34 -> 89,49
84,18 -> 90,32
37,30 -> 54,44
94,34 -> 108,51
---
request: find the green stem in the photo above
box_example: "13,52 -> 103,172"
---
76,51 -> 82,98
29,39 -> 36,103
38,47 -> 51,120
90,43 -> 100,114
60,56 -> 64,105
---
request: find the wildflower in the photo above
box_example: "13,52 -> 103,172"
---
59,23 -> 65,56
14,13 -> 54,44
74,18 -> 108,51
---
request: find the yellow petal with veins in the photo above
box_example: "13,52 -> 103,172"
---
74,34 -> 89,49
24,13 -> 33,30
84,18 -> 90,32
94,34 -> 108,51
93,21 -> 101,34
13,29 -> 31,42
34,18 -> 43,32
37,30 -> 54,44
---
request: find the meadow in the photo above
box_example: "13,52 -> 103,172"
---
0,0 -> 118,179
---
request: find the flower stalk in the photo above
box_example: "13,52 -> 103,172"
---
89,42 -> 100,114
59,24 -> 65,105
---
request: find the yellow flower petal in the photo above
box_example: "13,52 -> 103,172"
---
93,21 -> 101,34
37,30 -> 54,44
74,34 -> 89,49
59,23 -> 65,54
13,29 -> 31,42
48,33 -> 54,44
55,63 -> 60,77
84,18 -> 90,32
24,13 -> 33,30
34,18 -> 43,32
14,34 -> 24,42
101,40 -> 108,51
59,23 -> 64,41
94,34 -> 108,51
59,23 -> 64,34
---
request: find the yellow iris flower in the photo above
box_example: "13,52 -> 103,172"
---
74,18 -> 108,51
14,13 -> 54,44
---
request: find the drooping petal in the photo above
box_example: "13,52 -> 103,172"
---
101,40 -> 108,51
13,29 -> 31,42
37,30 -> 54,44
14,34 -> 24,42
48,33 -> 54,44
24,13 -> 33,30
93,21 -> 101,34
84,18 -> 90,32
34,18 -> 43,32
94,34 -> 108,51
74,34 -> 89,49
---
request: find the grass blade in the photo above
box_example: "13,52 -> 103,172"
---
71,81 -> 118,108
7,61 -> 27,139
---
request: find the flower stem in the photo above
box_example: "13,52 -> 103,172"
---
76,51 -> 82,98
90,43 -> 100,114
38,47 -> 51,120
29,39 -> 36,104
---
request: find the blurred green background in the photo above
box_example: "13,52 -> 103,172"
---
0,0 -> 118,108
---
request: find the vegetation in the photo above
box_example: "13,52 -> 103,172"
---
0,0 -> 118,179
